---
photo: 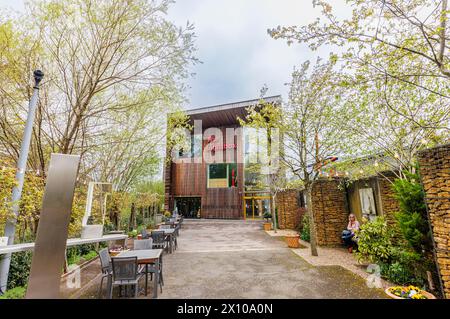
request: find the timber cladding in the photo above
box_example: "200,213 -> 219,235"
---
418,143 -> 450,298
164,96 -> 282,219
165,125 -> 244,219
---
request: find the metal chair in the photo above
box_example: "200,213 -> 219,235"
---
133,238 -> 156,283
159,224 -> 171,230
109,257 -> 144,298
141,228 -> 150,239
141,255 -> 164,294
98,248 -> 112,299
134,238 -> 153,250
173,225 -> 179,250
151,230 -> 167,250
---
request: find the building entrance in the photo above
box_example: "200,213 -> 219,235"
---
243,196 -> 271,220
175,197 -> 201,219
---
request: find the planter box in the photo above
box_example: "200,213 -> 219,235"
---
285,235 -> 300,248
81,225 -> 103,239
263,223 -> 272,231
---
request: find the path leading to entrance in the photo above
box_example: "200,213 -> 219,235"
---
158,219 -> 386,299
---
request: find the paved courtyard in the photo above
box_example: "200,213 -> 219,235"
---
157,219 -> 386,299
77,219 -> 386,299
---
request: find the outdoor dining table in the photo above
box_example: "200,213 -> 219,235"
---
116,249 -> 163,299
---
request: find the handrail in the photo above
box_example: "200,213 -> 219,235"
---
0,234 -> 127,255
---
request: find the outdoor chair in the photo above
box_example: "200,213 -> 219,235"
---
173,226 -> 179,250
140,255 -> 164,294
133,238 -> 155,281
151,230 -> 167,250
134,238 -> 153,250
159,224 -> 171,230
98,248 -> 112,299
141,229 -> 150,239
110,256 -> 144,299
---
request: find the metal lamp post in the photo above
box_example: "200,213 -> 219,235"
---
0,70 -> 44,293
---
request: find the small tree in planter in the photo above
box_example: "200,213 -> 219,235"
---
263,212 -> 272,231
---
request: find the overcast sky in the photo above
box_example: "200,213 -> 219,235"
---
0,0 -> 349,109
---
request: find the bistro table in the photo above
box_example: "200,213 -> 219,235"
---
116,249 -> 163,299
157,221 -> 180,228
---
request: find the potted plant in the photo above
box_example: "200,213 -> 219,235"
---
163,211 -> 172,222
385,286 -> 436,299
81,216 -> 103,239
285,233 -> 301,248
263,212 -> 272,231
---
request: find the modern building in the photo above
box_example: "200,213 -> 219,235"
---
164,95 -> 281,219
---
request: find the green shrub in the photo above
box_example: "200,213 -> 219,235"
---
67,244 -> 97,265
128,229 -> 138,238
103,221 -> 116,233
300,214 -> 310,242
392,170 -> 431,253
383,262 -> 413,286
81,250 -> 98,262
0,286 -> 26,299
357,215 -> 430,288
356,216 -> 396,264
67,254 -> 81,266
7,251 -> 32,290
389,170 -> 437,290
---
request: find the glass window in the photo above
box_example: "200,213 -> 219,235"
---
207,164 -> 238,188
209,164 -> 227,179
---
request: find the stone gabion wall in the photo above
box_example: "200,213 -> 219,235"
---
418,143 -> 450,299
312,178 -> 349,246
377,175 -> 401,225
276,190 -> 305,230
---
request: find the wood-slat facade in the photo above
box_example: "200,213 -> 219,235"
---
164,96 -> 281,219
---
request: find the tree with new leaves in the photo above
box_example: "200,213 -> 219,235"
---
239,92 -> 285,232
268,0 -> 450,132
0,0 -> 197,242
243,58 -> 349,256
0,0 -> 197,181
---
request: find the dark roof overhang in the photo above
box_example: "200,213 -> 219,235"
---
185,95 -> 281,128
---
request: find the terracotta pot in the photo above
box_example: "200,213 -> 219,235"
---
263,223 -> 272,231
285,235 -> 300,248
385,287 -> 436,299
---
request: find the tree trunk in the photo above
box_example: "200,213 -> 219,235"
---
271,192 -> 278,233
109,204 -> 119,230
305,184 -> 318,256
129,203 -> 136,231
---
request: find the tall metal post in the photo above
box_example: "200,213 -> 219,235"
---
0,70 -> 44,293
